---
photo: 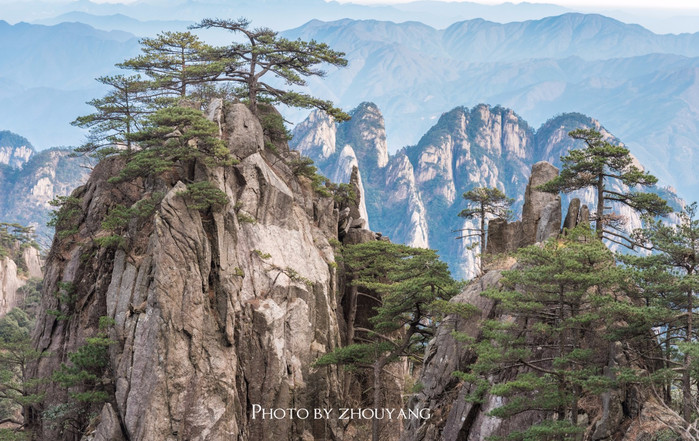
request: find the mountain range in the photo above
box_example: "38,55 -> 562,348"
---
280,14 -> 699,200
0,12 -> 696,199
292,102 -> 683,279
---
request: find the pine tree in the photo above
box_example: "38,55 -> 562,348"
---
71,74 -> 151,157
118,31 -> 224,98
539,129 -> 670,246
0,308 -> 43,434
623,202 -> 699,422
456,187 -> 513,273
458,226 -> 642,440
315,241 -> 465,441
190,18 -> 349,119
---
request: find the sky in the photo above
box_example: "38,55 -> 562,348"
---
331,0 -> 699,8
12,0 -> 695,7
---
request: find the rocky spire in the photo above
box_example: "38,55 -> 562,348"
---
486,161 -> 561,254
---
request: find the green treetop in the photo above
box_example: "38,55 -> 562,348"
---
623,202 -> 699,423
72,74 -> 151,156
458,226 -> 649,441
190,18 -> 350,119
112,105 -> 234,184
539,129 -> 670,246
456,187 -> 513,273
0,307 -> 44,434
118,31 -> 225,99
315,241 -> 465,441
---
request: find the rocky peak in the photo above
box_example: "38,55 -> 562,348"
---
534,112 -> 608,167
0,131 -> 35,169
293,102 -> 684,280
337,102 -> 389,170
288,109 -> 337,160
26,100 -> 396,440
471,104 -> 531,160
486,161 -> 561,255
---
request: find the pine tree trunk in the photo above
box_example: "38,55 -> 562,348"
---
480,206 -> 486,274
683,281 -> 694,421
596,175 -> 604,239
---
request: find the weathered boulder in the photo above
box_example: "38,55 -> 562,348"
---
536,198 -> 561,242
485,219 -> 522,254
580,204 -> 590,226
84,404 -> 126,441
486,161 -> 560,254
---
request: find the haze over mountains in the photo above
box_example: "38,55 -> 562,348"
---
0,1 -> 697,199
280,14 -> 699,199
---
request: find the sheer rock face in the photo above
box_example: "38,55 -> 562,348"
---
29,106 -> 353,440
0,246 -> 42,317
294,110 -> 338,160
0,257 -> 22,317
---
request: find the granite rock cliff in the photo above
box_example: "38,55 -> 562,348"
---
27,102 -> 383,440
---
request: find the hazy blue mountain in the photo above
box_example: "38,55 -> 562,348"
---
34,12 -> 193,37
0,20 -> 140,148
3,0 -> 570,31
281,15 -> 699,199
0,20 -> 138,88
0,10 -> 697,198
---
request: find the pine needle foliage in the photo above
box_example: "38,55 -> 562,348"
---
623,202 -> 699,422
316,240 -> 465,441
538,129 -> 670,246
190,18 -> 349,119
457,226 -> 649,440
110,105 -> 234,184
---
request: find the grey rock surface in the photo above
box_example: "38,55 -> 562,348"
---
28,107 -> 353,440
521,161 -> 560,246
226,103 -> 264,158
563,197 -> 581,231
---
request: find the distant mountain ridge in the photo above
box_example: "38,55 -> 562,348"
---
0,12 -> 696,199
288,14 -> 699,62
0,20 -> 140,148
0,133 -> 89,246
280,15 -> 699,200
34,12 -> 192,37
293,103 -> 684,279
